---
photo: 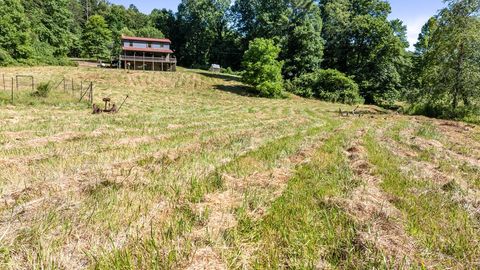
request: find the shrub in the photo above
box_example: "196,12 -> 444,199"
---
242,38 -> 284,98
407,102 -> 480,124
0,48 -> 16,66
32,82 -> 53,97
289,69 -> 363,104
257,81 -> 283,98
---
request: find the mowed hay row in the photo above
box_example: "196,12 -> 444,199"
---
1,66 -> 479,269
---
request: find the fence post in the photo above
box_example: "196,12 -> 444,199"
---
11,77 -> 14,104
90,83 -> 93,105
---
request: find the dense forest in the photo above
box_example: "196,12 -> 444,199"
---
0,0 -> 479,121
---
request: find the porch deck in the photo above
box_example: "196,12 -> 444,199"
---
119,55 -> 177,71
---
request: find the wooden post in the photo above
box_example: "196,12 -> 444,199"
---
90,82 -> 93,105
134,52 -> 136,70
161,62 -> 163,71
11,78 -> 14,103
143,52 -> 145,71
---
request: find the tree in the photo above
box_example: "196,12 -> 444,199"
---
23,0 -> 74,57
150,9 -> 176,39
81,15 -> 112,60
242,38 -> 284,98
136,26 -> 164,39
233,0 -> 324,77
320,0 -> 410,105
415,0 -> 480,112
282,2 -> 324,79
176,0 -> 232,67
104,5 -> 131,34
0,0 -> 32,62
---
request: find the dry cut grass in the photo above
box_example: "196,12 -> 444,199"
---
0,66 -> 479,269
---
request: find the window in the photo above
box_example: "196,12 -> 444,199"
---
129,42 -> 133,47
148,42 -> 152,48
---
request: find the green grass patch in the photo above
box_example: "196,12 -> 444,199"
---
364,132 -> 480,268
414,122 -> 440,140
223,121 -> 392,269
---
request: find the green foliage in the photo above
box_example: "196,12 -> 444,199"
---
320,0 -> 410,105
32,82 -> 53,98
150,8 -> 176,39
232,0 -> 324,78
0,47 -> 15,66
136,26 -> 164,39
282,4 -> 324,79
25,0 -> 74,57
81,15 -> 112,60
242,38 -> 284,98
0,0 -> 33,62
412,0 -> 480,116
176,0 -> 235,68
257,81 -> 284,98
289,69 -> 363,104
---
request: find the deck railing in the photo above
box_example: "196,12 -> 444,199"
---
119,56 -> 177,63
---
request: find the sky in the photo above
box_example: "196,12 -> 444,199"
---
110,0 -> 446,50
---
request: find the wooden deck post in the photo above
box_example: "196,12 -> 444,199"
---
134,52 -> 136,70
143,52 -> 145,71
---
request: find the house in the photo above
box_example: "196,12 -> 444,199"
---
119,35 -> 176,72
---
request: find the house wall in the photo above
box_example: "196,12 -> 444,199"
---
123,41 -> 170,50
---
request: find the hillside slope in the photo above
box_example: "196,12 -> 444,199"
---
0,67 -> 479,269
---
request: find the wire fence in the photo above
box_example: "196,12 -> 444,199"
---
1,74 -> 94,105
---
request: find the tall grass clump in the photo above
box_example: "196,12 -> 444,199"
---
31,81 -> 53,97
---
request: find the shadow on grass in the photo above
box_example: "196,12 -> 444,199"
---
213,84 -> 260,97
196,70 -> 242,82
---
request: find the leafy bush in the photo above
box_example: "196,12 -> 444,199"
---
257,81 -> 284,98
0,48 -> 16,66
288,69 -> 363,104
242,38 -> 284,98
407,102 -> 480,124
32,82 -> 53,97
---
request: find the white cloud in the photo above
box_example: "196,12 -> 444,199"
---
405,16 -> 430,51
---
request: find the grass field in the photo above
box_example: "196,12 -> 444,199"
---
0,66 -> 479,269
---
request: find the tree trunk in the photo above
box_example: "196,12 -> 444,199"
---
452,43 -> 465,111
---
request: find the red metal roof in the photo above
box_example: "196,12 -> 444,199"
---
122,47 -> 174,54
121,35 -> 171,44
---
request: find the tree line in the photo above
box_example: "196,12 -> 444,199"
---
0,0 -> 479,121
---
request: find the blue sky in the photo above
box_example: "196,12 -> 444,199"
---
110,0 -> 446,49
